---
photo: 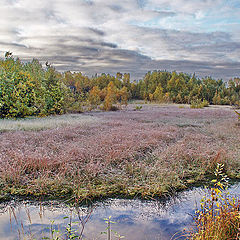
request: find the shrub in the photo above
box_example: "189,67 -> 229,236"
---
202,99 -> 209,107
66,101 -> 84,113
189,164 -> 240,240
190,99 -> 209,109
235,110 -> 240,121
134,105 -> 143,111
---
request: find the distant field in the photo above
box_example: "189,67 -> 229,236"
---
0,114 -> 100,132
0,104 -> 239,201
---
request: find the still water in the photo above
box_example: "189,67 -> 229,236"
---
0,183 -> 239,240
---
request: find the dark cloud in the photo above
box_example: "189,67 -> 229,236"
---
100,42 -> 118,48
108,4 -> 125,12
154,10 -> 176,17
88,28 -> 105,36
2,29 -> 240,80
0,41 -> 28,48
34,46 -> 240,80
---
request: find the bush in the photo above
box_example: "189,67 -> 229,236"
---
189,164 -> 240,240
100,104 -> 119,111
235,110 -> 240,120
190,99 -> 209,109
134,105 -> 143,111
202,99 -> 209,107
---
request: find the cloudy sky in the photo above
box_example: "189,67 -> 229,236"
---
1,0 -> 240,80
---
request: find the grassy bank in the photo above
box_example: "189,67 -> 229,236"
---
0,104 -> 239,202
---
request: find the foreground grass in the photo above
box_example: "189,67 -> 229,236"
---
189,194 -> 240,240
0,104 -> 239,202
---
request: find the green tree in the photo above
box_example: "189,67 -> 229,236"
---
153,84 -> 164,102
0,71 -> 38,118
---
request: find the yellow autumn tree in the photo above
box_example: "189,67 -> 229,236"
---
103,81 -> 117,111
149,93 -> 154,102
89,86 -> 101,108
119,86 -> 128,106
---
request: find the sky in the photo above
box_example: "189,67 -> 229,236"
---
0,0 -> 240,80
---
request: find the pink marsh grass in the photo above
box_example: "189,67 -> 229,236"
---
0,104 -> 239,199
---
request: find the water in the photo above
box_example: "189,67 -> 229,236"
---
0,183 -> 239,240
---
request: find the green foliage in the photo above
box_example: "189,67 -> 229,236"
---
190,99 -> 209,109
136,71 -> 239,105
0,54 -> 69,118
235,110 -> 240,121
153,84 -> 164,102
102,216 -> 125,240
0,71 -> 38,118
134,105 -> 143,111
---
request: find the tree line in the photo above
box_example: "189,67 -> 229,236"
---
0,53 -> 239,118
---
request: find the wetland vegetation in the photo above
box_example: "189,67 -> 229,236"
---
0,104 -> 239,203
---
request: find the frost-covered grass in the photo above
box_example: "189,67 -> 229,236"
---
0,114 -> 100,131
0,104 -> 239,201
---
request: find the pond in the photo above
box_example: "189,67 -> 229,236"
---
0,183 -> 239,240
